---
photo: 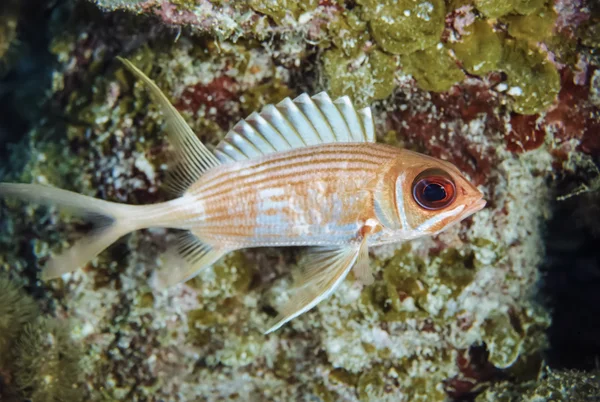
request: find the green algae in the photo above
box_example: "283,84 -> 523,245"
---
360,245 -> 478,324
248,0 -> 319,24
312,382 -> 334,402
357,367 -> 387,401
240,80 -> 294,116
474,0 -> 545,18
327,9 -> 370,57
0,276 -> 39,365
434,248 -> 476,296
356,358 -> 452,401
476,369 -> 600,401
359,0 -> 446,55
0,276 -> 85,402
474,1 -> 513,18
323,48 -> 397,107
329,368 -> 359,386
401,45 -> 465,92
481,312 -> 523,368
450,20 -> 503,75
504,5 -> 557,43
500,39 -> 560,115
188,252 -> 255,295
578,20 -> 600,49
14,317 -> 84,402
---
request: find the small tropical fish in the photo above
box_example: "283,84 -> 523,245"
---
0,58 -> 485,333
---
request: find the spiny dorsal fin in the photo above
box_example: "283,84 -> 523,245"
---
118,57 -> 221,195
215,92 -> 376,163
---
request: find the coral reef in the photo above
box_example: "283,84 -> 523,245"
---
0,0 -> 598,400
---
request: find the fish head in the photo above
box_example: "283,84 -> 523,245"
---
375,149 -> 486,237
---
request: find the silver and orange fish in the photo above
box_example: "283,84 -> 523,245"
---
0,58 -> 485,333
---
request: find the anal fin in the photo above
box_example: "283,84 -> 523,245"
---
265,240 -> 369,334
155,231 -> 228,289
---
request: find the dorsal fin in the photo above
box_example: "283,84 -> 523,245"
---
214,92 -> 376,163
118,57 -> 221,195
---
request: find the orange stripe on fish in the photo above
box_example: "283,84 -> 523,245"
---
0,57 -> 486,334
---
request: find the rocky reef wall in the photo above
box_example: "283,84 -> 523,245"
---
0,0 -> 598,400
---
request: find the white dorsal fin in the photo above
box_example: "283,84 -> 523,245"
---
118,57 -> 221,195
215,91 -> 376,163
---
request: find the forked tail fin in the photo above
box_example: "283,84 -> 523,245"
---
0,183 -> 147,279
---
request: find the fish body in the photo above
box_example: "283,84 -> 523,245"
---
0,58 -> 485,333
170,142 -> 482,248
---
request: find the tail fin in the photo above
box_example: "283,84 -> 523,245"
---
0,183 -> 142,279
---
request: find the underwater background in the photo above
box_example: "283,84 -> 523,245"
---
0,0 -> 599,400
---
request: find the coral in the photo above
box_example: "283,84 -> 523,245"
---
359,0 -> 446,55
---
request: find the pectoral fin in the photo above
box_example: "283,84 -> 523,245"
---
353,242 -> 374,285
265,240 -> 369,334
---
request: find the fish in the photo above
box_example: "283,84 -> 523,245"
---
0,58 -> 486,333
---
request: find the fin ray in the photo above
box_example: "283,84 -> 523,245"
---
353,241 -> 373,285
0,183 -> 141,279
265,243 -> 364,334
118,57 -> 220,195
215,91 -> 375,163
155,231 -> 228,289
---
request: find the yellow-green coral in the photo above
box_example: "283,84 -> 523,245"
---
450,20 -> 503,75
360,0 -> 446,55
401,45 -> 465,92
500,39 -> 560,115
323,48 -> 397,106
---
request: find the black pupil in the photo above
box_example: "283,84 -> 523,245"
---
423,183 -> 446,202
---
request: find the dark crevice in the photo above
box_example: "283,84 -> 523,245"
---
540,158 -> 600,370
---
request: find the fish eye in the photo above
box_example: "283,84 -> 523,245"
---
412,169 -> 456,210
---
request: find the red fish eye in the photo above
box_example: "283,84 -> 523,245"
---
412,169 -> 456,210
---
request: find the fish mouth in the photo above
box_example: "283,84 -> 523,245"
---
462,198 -> 487,219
